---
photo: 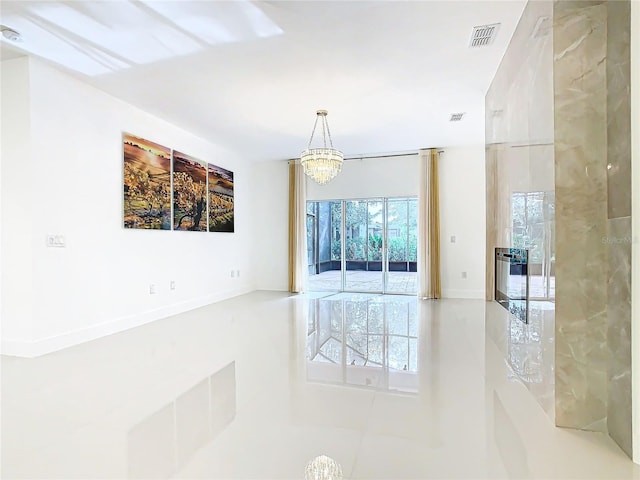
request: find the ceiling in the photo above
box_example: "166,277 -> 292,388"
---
0,0 -> 527,161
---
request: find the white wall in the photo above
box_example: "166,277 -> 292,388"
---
254,146 -> 486,299
253,160 -> 289,291
631,0 -> 640,465
1,58 -> 33,344
1,58 -> 254,356
439,146 -> 486,299
307,154 -> 419,201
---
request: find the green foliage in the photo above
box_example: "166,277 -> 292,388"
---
387,237 -> 406,261
368,234 -> 382,261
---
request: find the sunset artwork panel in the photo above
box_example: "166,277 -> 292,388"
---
123,133 -> 172,229
208,164 -> 234,233
172,151 -> 208,231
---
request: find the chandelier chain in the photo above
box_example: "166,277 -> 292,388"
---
306,114 -> 321,149
321,115 -> 327,148
324,115 -> 334,148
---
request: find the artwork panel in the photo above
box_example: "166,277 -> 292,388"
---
123,133 -> 172,230
172,151 -> 208,231
208,163 -> 235,233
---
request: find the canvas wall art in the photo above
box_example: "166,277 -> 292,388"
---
208,163 -> 235,232
123,133 -> 172,229
172,151 -> 208,231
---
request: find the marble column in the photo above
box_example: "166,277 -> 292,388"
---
554,0 -> 608,432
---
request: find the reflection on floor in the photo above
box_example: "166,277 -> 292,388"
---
307,270 -> 418,294
306,294 -> 418,393
1,291 -> 637,479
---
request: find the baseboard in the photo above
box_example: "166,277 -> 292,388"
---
441,289 -> 485,299
0,286 -> 253,358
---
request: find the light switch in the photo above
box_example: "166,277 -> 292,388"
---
450,235 -> 456,244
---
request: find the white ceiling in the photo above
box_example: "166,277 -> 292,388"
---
0,0 -> 526,161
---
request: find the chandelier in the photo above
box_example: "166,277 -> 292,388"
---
300,110 -> 344,185
304,455 -> 343,480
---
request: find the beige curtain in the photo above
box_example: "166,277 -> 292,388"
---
418,148 -> 441,299
288,160 -> 308,293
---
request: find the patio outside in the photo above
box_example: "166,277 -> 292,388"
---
308,270 -> 418,294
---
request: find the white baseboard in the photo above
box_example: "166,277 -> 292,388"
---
441,289 -> 485,299
1,286 -> 253,358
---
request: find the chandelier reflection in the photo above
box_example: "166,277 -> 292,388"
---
304,455 -> 343,480
305,295 -> 419,393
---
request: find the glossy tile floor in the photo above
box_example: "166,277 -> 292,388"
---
2,291 -> 638,479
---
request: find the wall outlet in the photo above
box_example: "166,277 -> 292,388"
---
450,235 -> 456,244
236,269 -> 240,278
461,271 -> 467,279
170,281 -> 176,290
46,234 -> 66,247
149,284 -> 157,294
231,270 -> 235,278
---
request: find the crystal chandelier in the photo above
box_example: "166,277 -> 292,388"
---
304,455 -> 343,480
300,110 -> 344,185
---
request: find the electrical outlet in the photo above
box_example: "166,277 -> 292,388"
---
231,270 -> 235,278
149,284 -> 157,294
450,235 -> 456,244
46,234 -> 66,247
236,269 -> 240,278
461,271 -> 467,279
170,281 -> 176,290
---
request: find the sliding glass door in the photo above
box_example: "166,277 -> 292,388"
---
344,199 -> 384,292
307,197 -> 417,294
307,201 -> 342,291
385,198 -> 418,293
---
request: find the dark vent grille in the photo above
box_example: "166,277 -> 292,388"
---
450,113 -> 465,122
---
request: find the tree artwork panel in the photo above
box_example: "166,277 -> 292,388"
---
208,163 -> 234,233
123,133 -> 172,229
173,151 -> 208,231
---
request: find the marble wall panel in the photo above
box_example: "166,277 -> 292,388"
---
606,0 -> 632,220
607,216 -> 632,457
605,0 -> 632,457
553,0 -> 608,431
488,0 -> 632,456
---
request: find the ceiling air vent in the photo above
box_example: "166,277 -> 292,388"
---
469,23 -> 500,47
450,113 -> 465,122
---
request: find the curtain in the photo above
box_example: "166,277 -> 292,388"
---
418,148 -> 441,299
288,160 -> 308,293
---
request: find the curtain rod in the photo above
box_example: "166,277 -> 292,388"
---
289,150 -> 444,163
344,152 -> 418,161
346,149 -> 446,160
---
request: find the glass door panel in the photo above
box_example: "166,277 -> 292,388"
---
344,200 -> 383,292
306,203 -> 316,276
385,198 -> 418,294
307,200 -> 342,291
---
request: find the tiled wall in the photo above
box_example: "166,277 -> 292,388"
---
553,0 -> 632,457
605,0 -> 632,458
486,0 -> 632,458
553,0 -> 609,433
